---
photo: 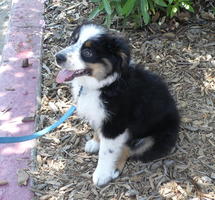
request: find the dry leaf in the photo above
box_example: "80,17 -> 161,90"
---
0,180 -> 8,186
17,169 -> 29,186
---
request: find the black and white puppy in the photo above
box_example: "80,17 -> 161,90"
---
55,23 -> 180,187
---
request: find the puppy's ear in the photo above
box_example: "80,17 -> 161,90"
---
112,37 -> 130,68
71,25 -> 81,43
95,35 -> 130,68
117,50 -> 130,68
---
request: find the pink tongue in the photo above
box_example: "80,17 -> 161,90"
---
56,69 -> 74,83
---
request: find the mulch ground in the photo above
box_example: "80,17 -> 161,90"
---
30,0 -> 215,199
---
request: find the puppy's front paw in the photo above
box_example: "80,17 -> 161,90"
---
85,139 -> 100,153
93,167 -> 120,187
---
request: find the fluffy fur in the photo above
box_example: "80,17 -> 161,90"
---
55,23 -> 180,187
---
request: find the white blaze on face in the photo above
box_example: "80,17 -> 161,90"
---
78,24 -> 105,44
58,24 -> 106,70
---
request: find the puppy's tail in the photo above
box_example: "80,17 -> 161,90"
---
131,122 -> 179,162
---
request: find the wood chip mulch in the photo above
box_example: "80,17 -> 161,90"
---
29,0 -> 215,199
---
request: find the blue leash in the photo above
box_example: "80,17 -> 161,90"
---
0,106 -> 76,144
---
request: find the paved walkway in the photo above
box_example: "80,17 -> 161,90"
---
0,0 -> 11,62
0,0 -> 44,199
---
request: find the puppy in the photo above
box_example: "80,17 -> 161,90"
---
55,23 -> 180,187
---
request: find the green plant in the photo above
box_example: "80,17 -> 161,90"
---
88,0 -> 194,27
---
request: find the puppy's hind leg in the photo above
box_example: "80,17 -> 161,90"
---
85,132 -> 100,154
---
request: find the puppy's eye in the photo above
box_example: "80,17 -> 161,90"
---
82,49 -> 93,58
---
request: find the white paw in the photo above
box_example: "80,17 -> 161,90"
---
93,167 -> 120,187
85,139 -> 100,153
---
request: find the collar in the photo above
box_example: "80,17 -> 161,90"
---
78,86 -> 84,97
76,73 -> 119,97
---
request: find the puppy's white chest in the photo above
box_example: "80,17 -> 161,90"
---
76,88 -> 106,129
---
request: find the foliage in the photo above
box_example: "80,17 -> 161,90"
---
89,0 -> 194,27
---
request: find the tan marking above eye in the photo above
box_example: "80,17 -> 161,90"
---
84,41 -> 92,48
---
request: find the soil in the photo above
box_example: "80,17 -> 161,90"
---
30,0 -> 215,199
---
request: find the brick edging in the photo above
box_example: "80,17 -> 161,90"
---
0,0 -> 44,199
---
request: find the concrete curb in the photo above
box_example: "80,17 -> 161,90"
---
0,0 -> 44,199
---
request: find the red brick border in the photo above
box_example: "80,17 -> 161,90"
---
0,0 -> 44,199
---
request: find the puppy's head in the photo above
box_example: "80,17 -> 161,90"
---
55,23 -> 130,84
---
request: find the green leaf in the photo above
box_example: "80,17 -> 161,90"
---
141,0 -> 148,11
122,0 -> 137,16
180,2 -> 194,13
167,5 -> 172,17
102,0 -> 112,15
154,0 -> 168,7
133,13 -> 142,27
88,4 -> 104,20
140,0 -> 150,24
90,0 -> 101,3
212,7 -> 215,14
168,0 -> 173,4
104,14 -> 112,27
115,2 -> 123,16
187,5 -> 194,13
142,10 -> 150,24
170,5 -> 178,17
148,0 -> 155,14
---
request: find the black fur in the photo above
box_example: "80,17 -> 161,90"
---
91,35 -> 180,162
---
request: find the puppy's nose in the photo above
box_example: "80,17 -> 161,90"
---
56,53 -> 67,64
